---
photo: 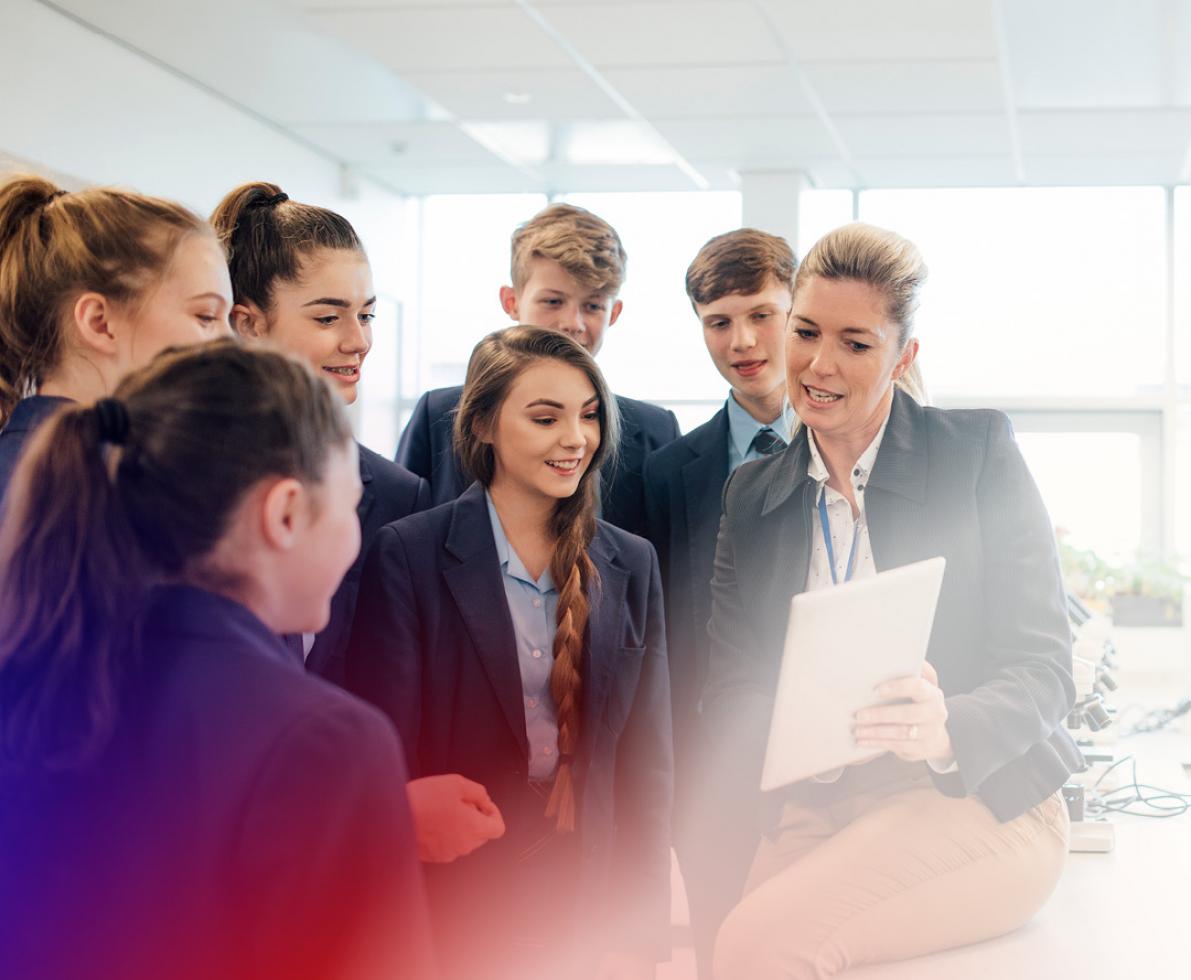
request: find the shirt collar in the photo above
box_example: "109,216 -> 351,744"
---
484,490 -> 555,593
807,416 -> 890,490
726,391 -> 797,461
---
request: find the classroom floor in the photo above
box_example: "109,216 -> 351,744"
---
660,626 -> 1191,980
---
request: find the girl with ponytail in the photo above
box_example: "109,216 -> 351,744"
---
0,173 -> 232,502
348,325 -> 673,980
210,180 -> 504,869
0,340 -> 435,980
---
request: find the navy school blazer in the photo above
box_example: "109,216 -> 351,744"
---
642,404 -> 730,764
687,390 -> 1084,941
305,443 -> 430,684
0,584 -> 435,980
346,482 -> 673,962
395,384 -> 681,539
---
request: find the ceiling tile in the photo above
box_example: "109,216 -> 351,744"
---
1018,110 -> 1191,156
292,121 -> 507,166
835,113 -> 1010,157
401,68 -> 623,119
304,5 -> 574,71
603,65 -> 816,117
361,161 -> 541,195
852,155 -> 1016,188
805,61 -> 1005,115
535,1 -> 787,67
1003,0 -> 1184,109
1022,153 -> 1183,186
656,115 -> 840,166
758,0 -> 998,61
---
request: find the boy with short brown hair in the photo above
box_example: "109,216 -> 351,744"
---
644,227 -> 798,975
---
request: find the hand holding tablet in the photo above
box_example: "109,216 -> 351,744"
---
760,557 -> 947,792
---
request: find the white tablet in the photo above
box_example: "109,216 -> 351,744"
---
760,556 -> 946,792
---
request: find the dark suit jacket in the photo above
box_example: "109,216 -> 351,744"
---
642,404 -> 729,763
306,444 -> 430,684
395,385 -> 680,538
0,395 -> 72,509
0,585 -> 435,980
690,390 -> 1083,945
346,483 -> 673,970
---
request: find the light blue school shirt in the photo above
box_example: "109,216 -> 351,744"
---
485,492 -> 560,782
726,392 -> 798,473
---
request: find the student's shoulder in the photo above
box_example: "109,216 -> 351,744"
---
594,519 -> 657,570
614,393 -> 677,433
373,493 -> 463,552
358,443 -> 427,503
245,662 -> 404,781
418,385 -> 464,419
643,408 -> 725,476
719,447 -> 788,518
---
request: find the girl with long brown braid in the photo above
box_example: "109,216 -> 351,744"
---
347,325 -> 673,980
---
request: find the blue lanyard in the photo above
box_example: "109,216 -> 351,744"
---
818,490 -> 861,586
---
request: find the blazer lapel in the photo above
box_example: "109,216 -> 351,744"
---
354,441 -> 378,537
681,408 -> 731,582
443,485 -> 529,757
759,429 -> 815,608
864,390 -> 930,572
578,528 -> 629,770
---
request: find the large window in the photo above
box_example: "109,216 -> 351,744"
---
560,191 -> 743,432
860,187 -> 1167,400
419,192 -> 549,391
383,184 -> 1185,569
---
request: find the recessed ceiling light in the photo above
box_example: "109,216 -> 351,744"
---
503,91 -> 533,105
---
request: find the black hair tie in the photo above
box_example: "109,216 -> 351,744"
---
94,398 -> 131,446
248,191 -> 288,209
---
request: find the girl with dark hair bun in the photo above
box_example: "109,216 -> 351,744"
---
348,325 -> 673,980
211,180 -> 504,867
0,340 -> 436,980
0,173 -> 233,503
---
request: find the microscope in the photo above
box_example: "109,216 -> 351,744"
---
1062,593 -> 1117,852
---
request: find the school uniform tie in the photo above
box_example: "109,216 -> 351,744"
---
750,427 -> 786,456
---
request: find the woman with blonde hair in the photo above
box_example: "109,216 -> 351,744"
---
693,223 -> 1079,978
348,325 -> 673,980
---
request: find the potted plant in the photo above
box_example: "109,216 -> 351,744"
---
1057,535 -> 1185,627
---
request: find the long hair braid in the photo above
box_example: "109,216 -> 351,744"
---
544,481 -> 599,832
454,325 -> 619,832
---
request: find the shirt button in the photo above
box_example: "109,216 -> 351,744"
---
527,697 -> 538,708
532,648 -> 543,659
532,598 -> 542,608
543,746 -> 553,756
853,467 -> 861,476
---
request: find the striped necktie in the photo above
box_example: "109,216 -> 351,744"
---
750,427 -> 786,456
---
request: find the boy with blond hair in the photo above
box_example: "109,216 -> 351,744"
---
397,203 -> 680,537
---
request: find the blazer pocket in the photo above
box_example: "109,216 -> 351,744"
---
604,645 -> 646,735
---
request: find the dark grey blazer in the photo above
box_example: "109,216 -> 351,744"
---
689,389 -> 1083,944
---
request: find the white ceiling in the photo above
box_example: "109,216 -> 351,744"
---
25,0 -> 1191,193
